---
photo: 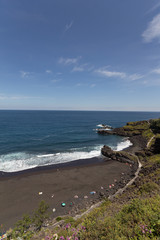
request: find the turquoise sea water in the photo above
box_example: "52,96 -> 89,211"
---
0,110 -> 159,172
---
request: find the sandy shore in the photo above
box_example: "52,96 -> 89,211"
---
0,156 -> 135,230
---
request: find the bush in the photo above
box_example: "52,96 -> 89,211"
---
8,201 -> 50,238
8,214 -> 32,239
56,216 -> 63,222
71,196 -> 160,239
142,129 -> 154,141
32,200 -> 49,230
139,182 -> 159,194
150,119 -> 160,133
64,217 -> 75,224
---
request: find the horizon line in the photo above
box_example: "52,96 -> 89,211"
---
0,109 -> 160,113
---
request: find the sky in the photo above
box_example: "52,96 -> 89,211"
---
0,0 -> 160,111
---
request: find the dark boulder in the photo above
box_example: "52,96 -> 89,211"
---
101,145 -> 136,164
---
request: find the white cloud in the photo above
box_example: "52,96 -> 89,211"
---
0,94 -> 40,100
58,57 -> 80,65
95,67 -> 126,79
142,14 -> 160,42
51,79 -> 61,83
71,66 -> 84,72
128,74 -> 144,81
152,68 -> 160,74
46,70 -> 52,74
95,66 -> 145,82
20,71 -> 31,78
71,63 -> 93,73
76,83 -> 96,88
64,21 -> 73,32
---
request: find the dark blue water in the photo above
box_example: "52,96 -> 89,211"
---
0,110 -> 159,172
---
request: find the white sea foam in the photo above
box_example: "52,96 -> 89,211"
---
96,124 -> 112,131
37,154 -> 55,158
96,124 -> 112,128
0,146 -> 102,172
113,139 -> 132,151
97,124 -> 104,127
0,138 -> 132,172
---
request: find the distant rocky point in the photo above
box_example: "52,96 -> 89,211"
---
100,118 -> 160,160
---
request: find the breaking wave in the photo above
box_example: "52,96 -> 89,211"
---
0,146 -> 102,172
113,139 -> 132,151
0,138 -> 132,173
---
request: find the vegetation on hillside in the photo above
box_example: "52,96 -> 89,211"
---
150,119 -> 160,134
6,200 -> 49,239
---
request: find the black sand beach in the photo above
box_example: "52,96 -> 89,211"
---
0,156 -> 135,230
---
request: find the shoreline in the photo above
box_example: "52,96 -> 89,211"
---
0,136 -> 133,177
0,156 -> 104,178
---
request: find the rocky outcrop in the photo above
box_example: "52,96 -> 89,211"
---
101,124 -> 113,129
97,128 -> 128,136
98,120 -> 150,137
101,145 -> 137,164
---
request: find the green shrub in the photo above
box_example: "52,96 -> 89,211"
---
150,119 -> 160,133
151,219 -> 160,236
32,200 -> 49,230
64,216 -> 75,224
8,214 -> 33,239
56,216 -> 63,222
139,182 -> 159,194
71,196 -> 160,239
142,129 -> 154,141
124,121 -> 149,131
8,201 -> 50,238
148,154 -> 160,164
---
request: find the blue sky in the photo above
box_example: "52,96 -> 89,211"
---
0,0 -> 160,111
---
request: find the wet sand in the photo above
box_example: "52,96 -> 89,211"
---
0,157 -> 135,230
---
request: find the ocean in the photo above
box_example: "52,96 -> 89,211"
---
0,110 -> 159,172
